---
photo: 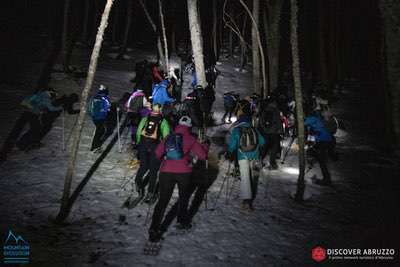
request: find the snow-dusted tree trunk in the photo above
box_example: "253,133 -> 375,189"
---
240,15 -> 248,71
290,0 -> 306,201
263,0 -> 283,92
158,0 -> 169,71
139,0 -> 166,68
61,0 -> 71,71
117,0 -> 133,59
187,0 -> 207,87
239,0 -> 267,96
56,0 -> 115,223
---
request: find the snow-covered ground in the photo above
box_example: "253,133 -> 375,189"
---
0,46 -> 399,267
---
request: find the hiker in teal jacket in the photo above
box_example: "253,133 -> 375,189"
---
227,113 -> 265,212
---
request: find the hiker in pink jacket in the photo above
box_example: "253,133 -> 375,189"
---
148,116 -> 209,243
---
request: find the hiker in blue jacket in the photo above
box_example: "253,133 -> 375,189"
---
89,85 -> 111,153
151,80 -> 175,106
304,111 -> 333,186
227,105 -> 265,212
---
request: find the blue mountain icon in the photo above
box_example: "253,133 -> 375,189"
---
5,230 -> 28,245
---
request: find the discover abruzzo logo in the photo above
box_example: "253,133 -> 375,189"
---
311,246 -> 397,263
3,230 -> 30,265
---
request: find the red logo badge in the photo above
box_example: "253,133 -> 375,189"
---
312,246 -> 327,262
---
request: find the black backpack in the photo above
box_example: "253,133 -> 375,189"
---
239,127 -> 258,152
141,115 -> 162,140
128,95 -> 144,113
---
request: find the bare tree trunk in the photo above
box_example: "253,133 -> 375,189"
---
212,0 -> 218,62
170,1 -> 177,54
61,0 -> 71,71
263,0 -> 283,92
117,0 -> 133,59
82,0 -> 90,44
138,0 -> 165,67
187,0 -> 207,87
240,15 -> 248,71
159,0 -> 169,71
56,0 -> 115,223
290,0 -> 306,202
239,0 -> 267,97
228,4 -> 234,59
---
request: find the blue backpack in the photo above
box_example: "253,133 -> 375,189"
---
89,96 -> 109,121
165,133 -> 183,160
223,94 -> 236,108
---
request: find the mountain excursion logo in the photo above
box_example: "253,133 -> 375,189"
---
3,230 -> 30,264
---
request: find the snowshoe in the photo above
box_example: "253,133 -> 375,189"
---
122,194 -> 144,209
143,241 -> 162,256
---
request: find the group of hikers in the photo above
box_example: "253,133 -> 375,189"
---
0,56 -> 339,252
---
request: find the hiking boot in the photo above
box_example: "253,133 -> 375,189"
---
175,223 -> 192,230
149,229 -> 162,242
268,163 -> 279,170
143,193 -> 154,203
240,201 -> 251,212
312,178 -> 332,186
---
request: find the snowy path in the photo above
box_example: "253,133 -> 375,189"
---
0,47 -> 399,267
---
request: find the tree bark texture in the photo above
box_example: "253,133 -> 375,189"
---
139,0 -> 165,68
239,0 -> 267,96
187,0 -> 207,87
56,0 -> 115,223
159,0 -> 169,71
264,0 -> 283,92
290,0 -> 306,201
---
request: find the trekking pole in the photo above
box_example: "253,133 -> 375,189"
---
281,136 -> 296,164
117,107 -> 122,153
204,158 -> 209,210
62,109 -> 65,151
213,161 -> 231,209
225,165 -> 230,204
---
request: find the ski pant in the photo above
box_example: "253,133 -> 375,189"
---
261,133 -> 281,166
150,172 -> 191,234
90,120 -> 107,151
0,111 -> 41,157
238,159 -> 259,201
314,142 -> 331,182
135,141 -> 160,194
127,112 -> 140,144
159,178 -> 209,232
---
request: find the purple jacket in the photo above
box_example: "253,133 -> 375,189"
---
155,125 -> 209,173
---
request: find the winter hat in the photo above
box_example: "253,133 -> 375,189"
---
179,116 -> 192,127
99,84 -> 109,95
